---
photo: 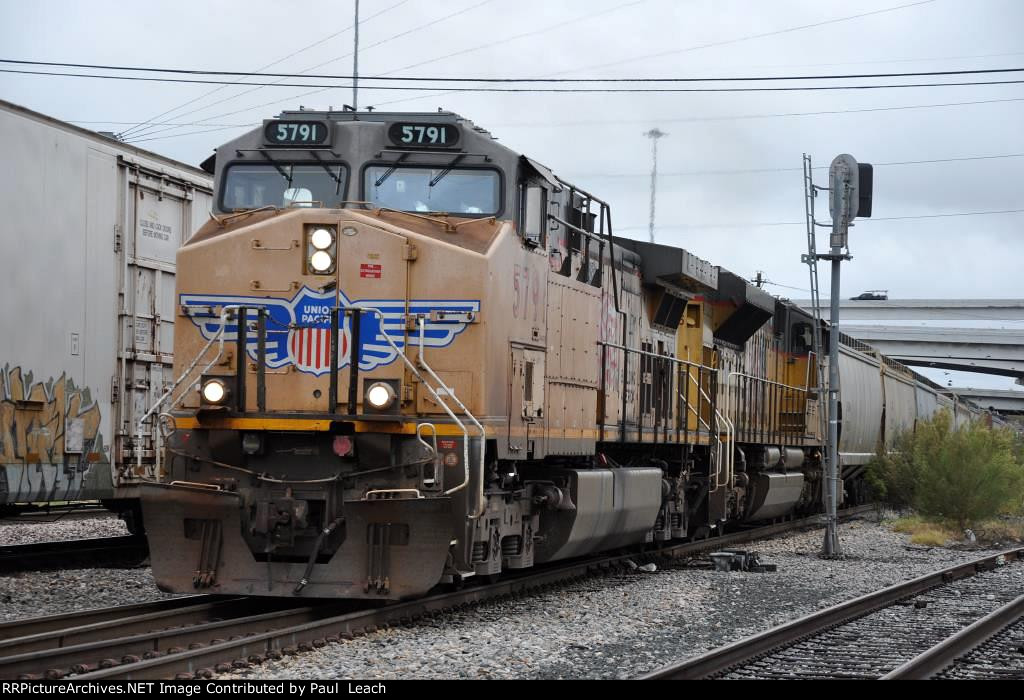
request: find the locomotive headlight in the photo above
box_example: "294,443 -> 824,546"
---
310,227 -> 334,250
310,250 -> 334,272
306,225 -> 337,275
366,382 -> 396,410
201,378 -> 228,404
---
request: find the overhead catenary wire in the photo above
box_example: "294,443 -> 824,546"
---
50,0 -> 952,138
371,0 -> 652,78
116,0 -> 413,139
370,0 -> 940,107
123,0 -> 499,142
128,0 -> 653,141
567,152 -> 1024,179
490,96 -> 1024,128
93,96 -> 1024,144
617,208 -> 1024,231
7,58 -> 1024,83
5,68 -> 1024,94
560,0 -> 939,76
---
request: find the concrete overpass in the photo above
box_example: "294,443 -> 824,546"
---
840,325 -> 1024,379
945,388 -> 1024,415
795,299 -> 1024,322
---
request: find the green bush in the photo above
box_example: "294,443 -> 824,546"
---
867,409 -> 1024,529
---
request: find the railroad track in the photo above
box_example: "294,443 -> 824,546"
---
641,546 -> 1024,680
0,535 -> 149,574
934,605 -> 1024,679
0,505 -> 874,681
0,502 -> 109,520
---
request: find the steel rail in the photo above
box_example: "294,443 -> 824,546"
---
1,602 -> 352,680
0,597 -> 256,657
43,505 -> 872,680
882,591 -> 1024,679
0,535 -> 148,574
640,545 -> 1024,679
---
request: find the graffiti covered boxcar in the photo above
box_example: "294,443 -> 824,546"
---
0,99 -> 212,527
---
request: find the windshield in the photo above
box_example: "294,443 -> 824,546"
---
364,166 -> 500,215
221,163 -> 347,210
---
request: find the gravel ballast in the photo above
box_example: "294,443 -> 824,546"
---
0,567 -> 177,623
0,512 -> 130,546
1,513 -> 177,622
219,514 -> 1001,680
1,513 -> 1008,677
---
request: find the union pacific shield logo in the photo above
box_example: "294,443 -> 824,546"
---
287,288 -> 351,375
290,327 -> 338,373
180,287 -> 479,377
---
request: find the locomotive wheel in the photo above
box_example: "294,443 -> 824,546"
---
102,500 -> 145,535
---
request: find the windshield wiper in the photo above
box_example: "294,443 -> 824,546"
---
374,152 -> 410,187
429,154 -> 467,188
309,150 -> 343,186
259,150 -> 292,184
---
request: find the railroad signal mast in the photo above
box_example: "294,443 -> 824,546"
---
803,153 -> 874,557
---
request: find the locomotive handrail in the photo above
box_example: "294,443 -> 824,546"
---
596,339 -> 735,491
724,372 -> 811,394
688,370 -> 729,493
134,304 -> 241,477
344,304 -> 484,518
417,317 -> 487,519
547,213 -> 606,243
719,388 -> 736,492
597,341 -> 706,370
363,489 -> 424,500
725,370 -> 815,443
415,423 -> 440,487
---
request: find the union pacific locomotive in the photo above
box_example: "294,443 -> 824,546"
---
143,110 -> 989,599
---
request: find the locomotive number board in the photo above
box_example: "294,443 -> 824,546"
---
264,120 -> 330,146
388,122 -> 460,148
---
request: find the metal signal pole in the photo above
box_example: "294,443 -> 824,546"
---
821,153 -> 871,556
803,153 -> 873,558
645,128 -> 667,243
823,233 -> 846,556
352,0 -> 360,110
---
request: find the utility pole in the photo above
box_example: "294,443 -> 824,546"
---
644,128 -> 667,243
352,0 -> 360,111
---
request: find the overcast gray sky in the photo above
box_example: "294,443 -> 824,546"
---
2,0 -> 1022,390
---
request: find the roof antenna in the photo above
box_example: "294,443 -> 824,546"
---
342,105 -> 355,112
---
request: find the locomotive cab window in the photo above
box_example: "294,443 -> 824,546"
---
221,163 -> 348,211
520,183 -> 547,247
364,166 -> 500,216
790,322 -> 814,354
